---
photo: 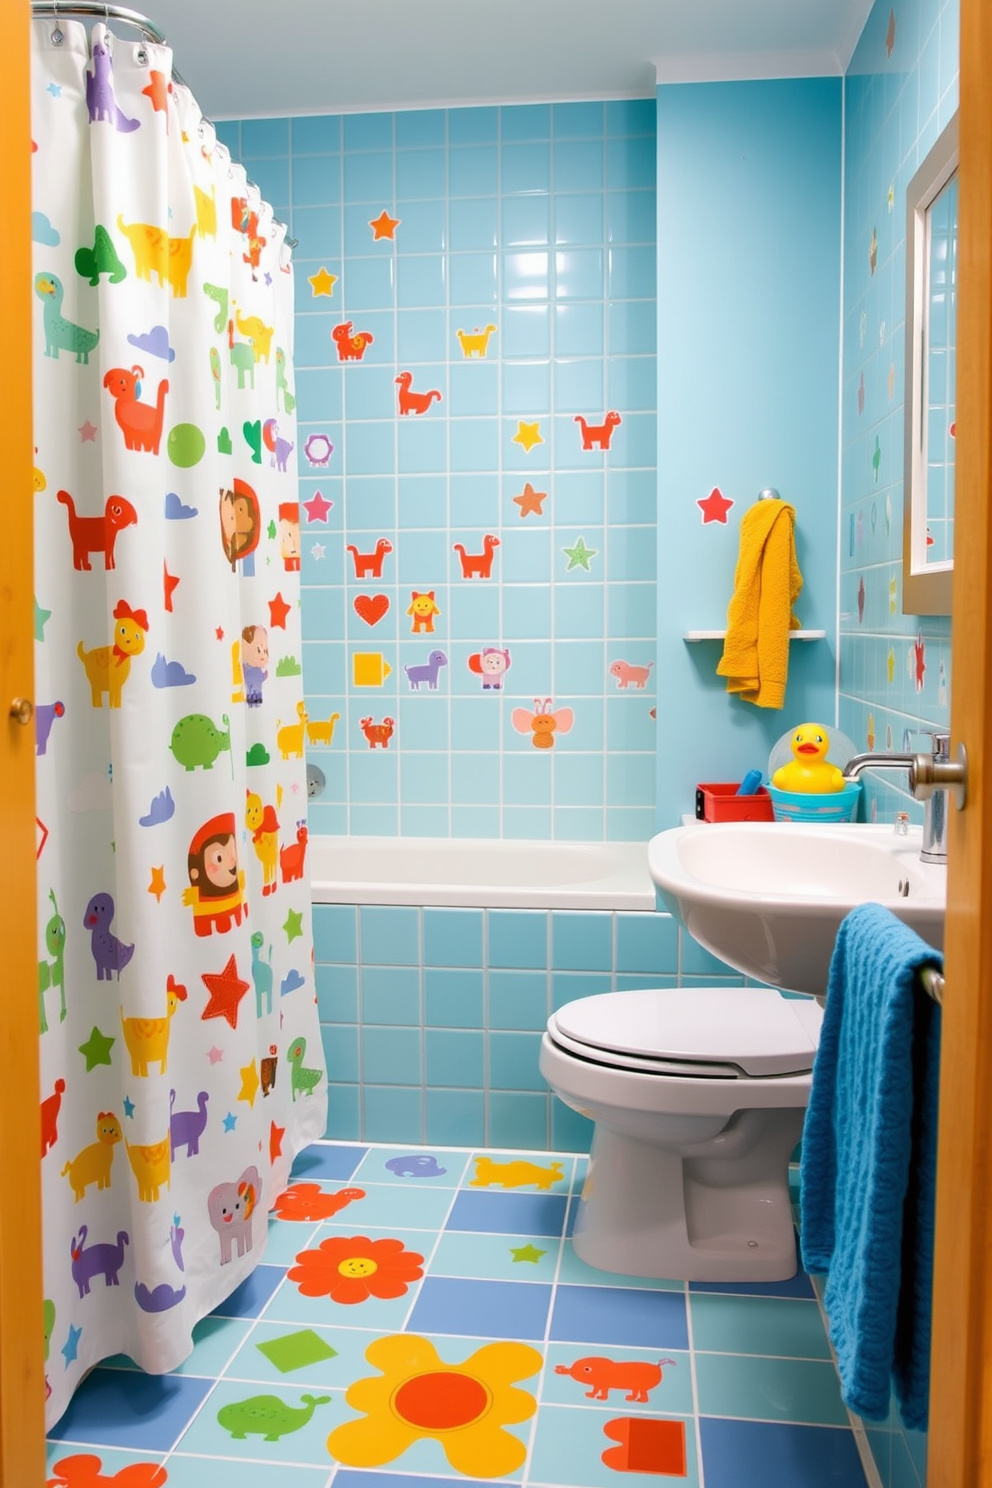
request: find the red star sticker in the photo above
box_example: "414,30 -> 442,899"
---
142,69 -> 169,114
885,7 -> 896,57
201,954 -> 250,1030
512,482 -> 547,518
164,562 -> 179,613
303,490 -> 333,523
270,1121 -> 285,1163
269,592 -> 292,629
215,627 -> 225,641
369,209 -> 400,241
697,486 -> 734,525
914,634 -> 926,692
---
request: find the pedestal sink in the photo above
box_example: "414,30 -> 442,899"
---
648,822 -> 946,995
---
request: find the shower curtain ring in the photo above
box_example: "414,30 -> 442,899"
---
51,0 -> 64,45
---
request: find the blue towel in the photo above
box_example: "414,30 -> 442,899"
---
800,903 -> 942,1431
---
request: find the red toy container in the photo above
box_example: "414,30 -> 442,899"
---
695,782 -> 775,823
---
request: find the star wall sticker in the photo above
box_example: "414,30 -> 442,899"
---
913,633 -> 926,692
201,953 -> 251,1030
857,372 -> 864,415
512,421 -> 543,453
510,1244 -> 546,1264
562,536 -> 598,572
78,420 -> 98,442
123,1095 -> 135,1118
697,486 -> 734,524
34,597 -> 51,642
238,1058 -> 260,1107
47,82 -> 62,97
148,866 -> 166,902
887,648 -> 895,684
310,542 -> 326,562
303,490 -> 333,523
369,209 -> 400,241
513,482 -> 547,518
215,627 -> 225,641
885,6 -> 896,57
206,1045 -> 225,1065
79,1025 -> 115,1071
307,266 -> 338,296
269,591 -> 292,629
61,1324 -> 82,1367
270,1121 -> 285,1162
222,1111 -> 237,1133
283,907 -> 304,943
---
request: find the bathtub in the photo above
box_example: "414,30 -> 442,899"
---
309,836 -> 656,911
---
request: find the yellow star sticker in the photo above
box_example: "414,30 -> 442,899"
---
887,649 -> 895,683
238,1058 -> 260,1108
148,866 -> 166,902
889,578 -> 897,614
308,266 -> 338,297
512,421 -> 543,453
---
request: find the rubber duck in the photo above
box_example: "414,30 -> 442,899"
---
771,722 -> 846,794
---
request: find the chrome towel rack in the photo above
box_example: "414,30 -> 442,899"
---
919,966 -> 945,1005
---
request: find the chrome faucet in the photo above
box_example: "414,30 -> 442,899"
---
843,731 -> 967,863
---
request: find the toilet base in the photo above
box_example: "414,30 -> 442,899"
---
572,1109 -> 805,1283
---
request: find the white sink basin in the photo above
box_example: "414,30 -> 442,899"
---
648,822 -> 946,995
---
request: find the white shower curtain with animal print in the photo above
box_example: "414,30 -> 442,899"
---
31,18 -> 326,1427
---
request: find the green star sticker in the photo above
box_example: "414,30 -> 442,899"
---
283,907 -> 304,943
78,1025 -> 115,1071
562,536 -> 598,572
267,519 -> 277,540
510,1244 -> 547,1264
34,597 -> 52,641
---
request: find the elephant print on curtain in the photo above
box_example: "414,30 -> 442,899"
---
31,18 -> 326,1428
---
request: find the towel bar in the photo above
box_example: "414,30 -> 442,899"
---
920,966 -> 945,1004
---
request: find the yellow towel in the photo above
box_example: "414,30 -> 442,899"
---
716,499 -> 803,709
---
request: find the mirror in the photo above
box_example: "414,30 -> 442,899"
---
903,111 -> 958,615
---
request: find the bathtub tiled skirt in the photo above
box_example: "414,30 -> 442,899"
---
47,1142 -> 869,1488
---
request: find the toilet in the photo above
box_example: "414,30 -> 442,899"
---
540,986 -> 822,1283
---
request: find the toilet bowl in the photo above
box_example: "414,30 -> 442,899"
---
540,986 -> 822,1283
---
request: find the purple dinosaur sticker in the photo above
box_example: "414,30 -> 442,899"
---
170,1089 -> 209,1159
83,892 -> 135,980
85,37 -> 139,132
70,1225 -> 129,1297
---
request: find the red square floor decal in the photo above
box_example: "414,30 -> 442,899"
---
602,1416 -> 687,1476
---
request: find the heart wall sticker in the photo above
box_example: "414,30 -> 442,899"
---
354,594 -> 390,626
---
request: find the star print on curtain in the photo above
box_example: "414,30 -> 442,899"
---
31,18 -> 326,1427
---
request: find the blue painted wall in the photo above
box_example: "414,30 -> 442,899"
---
655,78 -> 843,829
838,0 -> 957,840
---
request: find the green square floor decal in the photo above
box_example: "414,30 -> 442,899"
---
255,1328 -> 338,1373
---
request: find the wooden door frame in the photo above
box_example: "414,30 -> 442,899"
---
0,0 -> 46,1483
927,0 -> 992,1482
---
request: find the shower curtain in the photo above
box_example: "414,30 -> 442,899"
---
31,18 -> 327,1427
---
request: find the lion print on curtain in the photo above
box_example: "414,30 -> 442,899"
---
31,18 -> 326,1426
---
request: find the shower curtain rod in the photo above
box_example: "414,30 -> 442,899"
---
30,1 -> 165,44
28,0 -> 299,248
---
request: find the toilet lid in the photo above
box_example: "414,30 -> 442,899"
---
550,988 -> 822,1077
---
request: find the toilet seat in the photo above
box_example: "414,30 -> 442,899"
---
548,987 -> 821,1079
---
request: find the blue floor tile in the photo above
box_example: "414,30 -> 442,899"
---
407,1276 -> 553,1340
164,1459 -> 332,1487
335,1475 -> 464,1488
445,1190 -> 569,1237
699,1418 -> 869,1487
550,1284 -> 689,1351
291,1142 -> 369,1182
689,1269 -> 816,1300
47,1368 -> 214,1453
210,1264 -> 286,1319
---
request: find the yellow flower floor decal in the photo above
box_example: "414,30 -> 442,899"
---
328,1333 -> 543,1479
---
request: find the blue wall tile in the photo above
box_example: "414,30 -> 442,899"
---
551,912 -> 612,972
359,906 -> 420,964
424,908 -> 484,967
425,967 -> 485,1028
362,1026 -> 423,1085
313,903 -> 358,963
426,1029 -> 485,1088
488,910 -> 548,969
426,1089 -> 486,1147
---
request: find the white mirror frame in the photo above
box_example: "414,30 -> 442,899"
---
903,110 -> 958,616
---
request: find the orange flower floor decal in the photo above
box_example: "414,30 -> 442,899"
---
287,1234 -> 424,1304
328,1333 -> 543,1479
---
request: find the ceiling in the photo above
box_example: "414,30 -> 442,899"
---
116,0 -> 875,119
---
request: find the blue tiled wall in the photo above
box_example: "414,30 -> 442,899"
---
217,103 -> 657,842
655,79 -> 843,827
838,0 -> 958,832
313,902 -> 742,1151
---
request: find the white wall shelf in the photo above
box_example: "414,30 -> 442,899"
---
681,629 -> 827,642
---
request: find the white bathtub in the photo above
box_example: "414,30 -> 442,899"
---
309,836 -> 656,911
